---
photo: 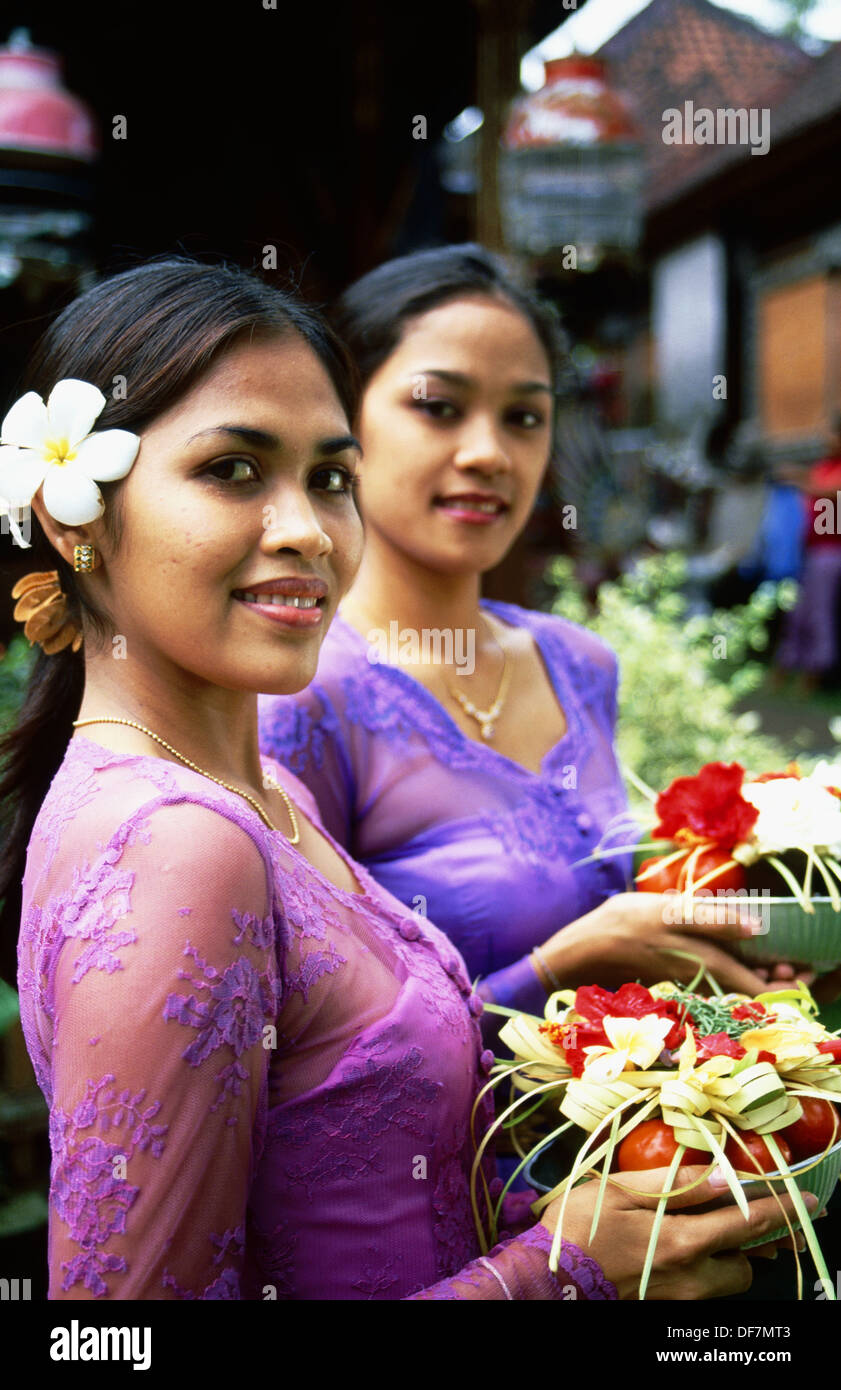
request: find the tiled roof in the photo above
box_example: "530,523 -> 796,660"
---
646,33 -> 841,209
596,0 -> 815,209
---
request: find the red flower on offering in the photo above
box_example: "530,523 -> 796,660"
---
693,1031 -> 746,1062
652,762 -> 758,848
540,1016 -> 611,1077
819,1040 -> 841,1062
574,983 -> 686,1048
575,982 -> 659,1021
692,1030 -> 776,1064
561,1023 -> 609,1077
731,1002 -> 767,1022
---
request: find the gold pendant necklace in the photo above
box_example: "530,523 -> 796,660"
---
441,628 -> 511,741
342,600 -> 511,742
72,716 -> 300,843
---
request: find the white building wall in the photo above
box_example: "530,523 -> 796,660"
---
652,234 -> 727,428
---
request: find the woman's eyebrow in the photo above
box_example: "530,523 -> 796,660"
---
416,369 -> 554,394
187,425 -> 280,448
320,434 -> 363,455
185,425 -> 361,453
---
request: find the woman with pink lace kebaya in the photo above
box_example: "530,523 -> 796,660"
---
0,259 -> 806,1300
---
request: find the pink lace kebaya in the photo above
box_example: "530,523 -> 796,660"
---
17,733 -> 616,1300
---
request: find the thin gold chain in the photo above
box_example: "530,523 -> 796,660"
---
72,716 -> 300,843
342,600 -> 511,741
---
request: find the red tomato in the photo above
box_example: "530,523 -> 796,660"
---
784,1098 -> 840,1162
617,1119 -> 709,1171
678,846 -> 746,893
724,1129 -> 792,1175
635,847 -> 745,894
635,856 -> 682,892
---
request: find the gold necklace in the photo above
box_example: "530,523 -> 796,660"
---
72,716 -> 300,843
441,625 -> 511,741
342,600 -> 511,742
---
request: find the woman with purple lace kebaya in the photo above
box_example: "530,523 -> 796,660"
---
0,260 -> 804,1302
258,245 -> 774,1024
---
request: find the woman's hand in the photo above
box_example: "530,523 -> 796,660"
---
753,960 -> 841,1005
541,1164 -> 819,1300
540,891 -> 770,995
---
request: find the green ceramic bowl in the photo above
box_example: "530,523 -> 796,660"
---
734,896 -> 841,973
737,1136 -> 841,1247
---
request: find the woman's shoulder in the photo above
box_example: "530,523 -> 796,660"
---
482,598 -> 618,680
18,738 -> 287,1044
28,735 -> 280,909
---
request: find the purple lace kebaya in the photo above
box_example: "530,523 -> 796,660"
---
17,732 -> 616,1300
258,599 -> 634,1020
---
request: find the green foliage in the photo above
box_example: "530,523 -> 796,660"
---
0,976 -> 18,1035
776,0 -> 820,41
0,636 -> 36,1024
0,633 -> 36,736
545,553 -> 796,803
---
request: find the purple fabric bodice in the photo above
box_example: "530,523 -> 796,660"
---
258,600 -> 634,1018
17,732 -> 615,1300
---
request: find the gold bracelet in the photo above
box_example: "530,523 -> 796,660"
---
531,945 -> 562,994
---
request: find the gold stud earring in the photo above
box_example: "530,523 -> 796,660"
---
73,544 -> 96,572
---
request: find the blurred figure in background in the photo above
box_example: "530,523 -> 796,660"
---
773,415 -> 841,695
685,419 -> 768,612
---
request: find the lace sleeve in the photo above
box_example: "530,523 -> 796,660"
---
46,801 -> 280,1300
407,1223 -> 617,1301
258,688 -> 355,848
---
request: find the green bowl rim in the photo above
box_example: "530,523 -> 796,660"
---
524,1134 -> 841,1194
737,1134 -> 841,1189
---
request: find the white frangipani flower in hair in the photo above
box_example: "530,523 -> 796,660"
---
0,379 -> 139,530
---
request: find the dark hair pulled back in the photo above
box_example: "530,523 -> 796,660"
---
332,242 -> 573,446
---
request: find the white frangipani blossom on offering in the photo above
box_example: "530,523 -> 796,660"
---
733,776 -> 841,861
809,760 -> 841,795
0,379 -> 139,530
581,1013 -> 674,1083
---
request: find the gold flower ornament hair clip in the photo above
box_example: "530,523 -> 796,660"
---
0,379 -> 139,654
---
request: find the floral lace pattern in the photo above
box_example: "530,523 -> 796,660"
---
163,942 -> 279,1118
17,732 -> 614,1300
49,1074 -> 168,1296
162,1224 -> 245,1300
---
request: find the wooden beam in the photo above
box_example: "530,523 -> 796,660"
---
474,0 -> 534,250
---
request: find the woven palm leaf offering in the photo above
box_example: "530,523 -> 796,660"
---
470,968 -> 841,1299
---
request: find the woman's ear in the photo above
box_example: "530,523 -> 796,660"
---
29,490 -> 103,571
